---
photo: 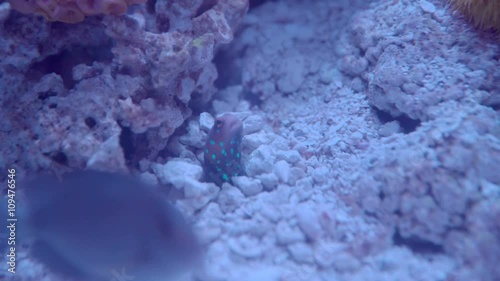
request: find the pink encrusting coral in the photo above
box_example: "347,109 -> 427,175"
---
9,0 -> 147,23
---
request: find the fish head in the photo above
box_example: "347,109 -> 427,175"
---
211,114 -> 243,144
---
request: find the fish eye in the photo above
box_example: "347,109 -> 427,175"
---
216,120 -> 223,127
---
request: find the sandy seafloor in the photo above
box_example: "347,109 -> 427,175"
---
1,0 -> 500,281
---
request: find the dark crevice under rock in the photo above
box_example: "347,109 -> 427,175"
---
243,89 -> 263,108
38,90 -> 58,101
46,151 -> 69,166
374,107 -> 421,134
84,117 -> 97,129
213,48 -> 242,88
480,94 -> 500,112
29,43 -> 113,90
393,228 -> 444,254
195,0 -> 217,18
147,0 -> 157,14
118,124 -> 136,166
249,0 -> 272,9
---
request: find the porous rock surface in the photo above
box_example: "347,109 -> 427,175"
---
0,0 -> 248,177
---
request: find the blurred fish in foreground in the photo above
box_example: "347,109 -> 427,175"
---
17,170 -> 201,281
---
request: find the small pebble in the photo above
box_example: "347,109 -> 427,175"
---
288,242 -> 314,263
152,160 -> 203,188
319,65 -> 335,84
379,121 -> 401,137
274,160 -> 291,183
243,115 -> 265,135
295,176 -> 313,190
218,183 -> 245,213
139,172 -> 158,186
288,167 -> 306,185
260,205 -> 282,222
258,173 -> 279,191
183,179 -> 220,210
276,221 -> 306,244
296,204 -> 323,240
277,55 -> 306,93
244,132 -> 273,151
313,241 -> 346,268
179,120 -> 204,148
312,166 -> 329,183
200,112 -> 214,131
420,0 -> 436,14
232,176 -> 263,197
228,235 -> 265,258
331,252 -> 361,272
276,150 -> 302,164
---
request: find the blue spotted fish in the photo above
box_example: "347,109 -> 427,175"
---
204,114 -> 244,185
